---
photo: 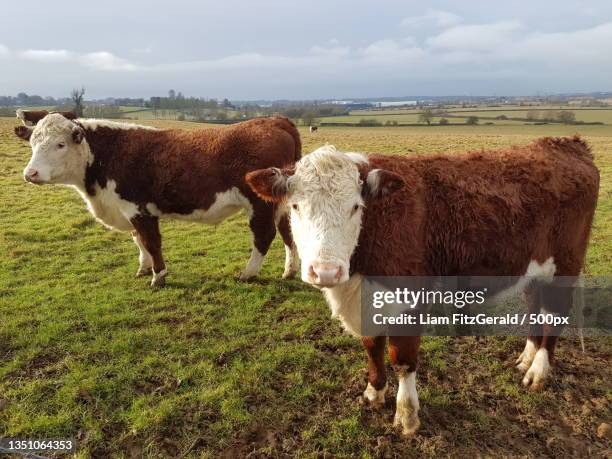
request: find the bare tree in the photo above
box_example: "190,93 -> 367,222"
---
71,87 -> 85,117
302,111 -> 317,126
418,108 -> 434,126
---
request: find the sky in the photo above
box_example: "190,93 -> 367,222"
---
1,0 -> 611,100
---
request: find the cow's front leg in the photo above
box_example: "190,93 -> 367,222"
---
389,336 -> 420,437
131,216 -> 167,287
362,336 -> 387,408
132,230 -> 153,277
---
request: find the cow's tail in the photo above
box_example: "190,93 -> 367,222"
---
575,274 -> 586,353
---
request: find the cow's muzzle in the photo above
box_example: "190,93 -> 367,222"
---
24,168 -> 44,184
306,261 -> 344,288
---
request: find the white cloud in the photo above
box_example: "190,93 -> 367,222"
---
15,47 -> 137,71
131,46 -> 153,54
80,52 -> 137,71
309,45 -> 350,57
20,49 -> 73,62
427,21 -> 523,53
359,39 -> 424,64
506,22 -> 612,62
401,9 -> 462,28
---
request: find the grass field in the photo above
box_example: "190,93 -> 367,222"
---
0,118 -> 610,457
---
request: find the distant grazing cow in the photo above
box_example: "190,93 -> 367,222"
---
246,138 -> 599,436
16,109 -> 76,126
309,125 -> 318,133
15,114 -> 301,286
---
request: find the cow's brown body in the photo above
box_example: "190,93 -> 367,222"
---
81,117 -> 301,216
355,136 -> 598,396
354,136 -> 598,278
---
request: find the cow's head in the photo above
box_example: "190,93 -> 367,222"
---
246,145 -> 404,288
15,113 -> 88,185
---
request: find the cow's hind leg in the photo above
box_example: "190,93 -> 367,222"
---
132,230 -> 153,277
362,336 -> 387,408
131,216 -> 167,287
275,208 -> 299,279
389,336 -> 420,437
240,202 -> 276,281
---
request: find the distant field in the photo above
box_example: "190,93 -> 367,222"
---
322,113 -> 527,125
331,105 -> 612,125
439,109 -> 612,123
0,117 -> 610,457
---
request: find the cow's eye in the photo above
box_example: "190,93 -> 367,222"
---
292,203 -> 299,211
351,204 -> 361,216
57,142 -> 66,148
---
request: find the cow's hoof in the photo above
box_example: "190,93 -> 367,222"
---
282,269 -> 297,280
522,349 -> 550,390
150,269 -> 167,288
238,273 -> 254,282
393,412 -> 420,438
515,340 -> 537,373
363,382 -> 387,409
136,266 -> 153,277
515,353 -> 534,374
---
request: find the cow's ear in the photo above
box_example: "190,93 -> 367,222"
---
72,126 -> 84,144
363,169 -> 404,199
246,167 -> 293,202
14,125 -> 33,141
60,111 -> 77,120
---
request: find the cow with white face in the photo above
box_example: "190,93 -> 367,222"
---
273,149 -> 401,288
16,113 -> 302,287
247,140 -> 599,436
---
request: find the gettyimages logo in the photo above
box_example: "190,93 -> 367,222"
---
372,286 -> 487,309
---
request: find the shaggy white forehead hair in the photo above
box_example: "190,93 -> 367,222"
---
30,114 -> 74,144
293,145 -> 365,195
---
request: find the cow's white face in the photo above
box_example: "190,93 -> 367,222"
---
16,114 -> 89,185
247,145 -> 404,288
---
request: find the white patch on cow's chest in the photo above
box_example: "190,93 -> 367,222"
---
76,180 -> 138,231
146,187 -> 252,224
489,257 -> 557,303
324,274 -> 363,337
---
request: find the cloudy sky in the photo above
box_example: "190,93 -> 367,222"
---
1,0 -> 611,100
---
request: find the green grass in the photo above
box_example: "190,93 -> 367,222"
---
0,118 -> 610,457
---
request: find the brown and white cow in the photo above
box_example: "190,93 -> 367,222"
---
309,125 -> 318,133
246,138 -> 599,435
15,114 -> 301,286
17,109 -> 76,126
